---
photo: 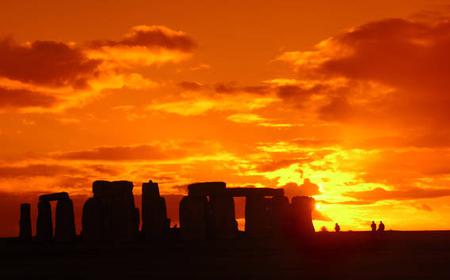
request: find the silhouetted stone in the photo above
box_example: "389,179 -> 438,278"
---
39,192 -> 70,202
209,194 -> 237,239
19,203 -> 32,241
82,180 -> 139,241
245,195 -> 269,238
81,198 -> 103,241
267,195 -> 291,237
36,200 -> 52,241
291,196 -> 315,237
55,198 -> 76,242
93,180 -> 134,201
227,188 -> 284,197
142,180 -> 170,240
188,182 -> 226,197
179,196 -> 209,240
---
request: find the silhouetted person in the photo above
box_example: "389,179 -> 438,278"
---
371,221 -> 376,232
334,223 -> 340,232
378,221 -> 385,232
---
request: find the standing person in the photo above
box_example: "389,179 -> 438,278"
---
378,221 -> 385,232
371,221 -> 376,232
334,223 -> 341,232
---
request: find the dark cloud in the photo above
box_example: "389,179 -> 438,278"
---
56,144 -> 186,161
177,81 -> 203,91
214,83 -> 270,95
0,25 -> 196,111
0,87 -> 58,108
276,84 -> 328,107
312,209 -> 332,221
320,18 -> 450,125
90,25 -> 196,51
0,38 -> 100,88
280,17 -> 450,131
281,179 -> 320,199
86,164 -> 122,176
256,159 -> 299,172
176,81 -> 271,96
319,96 -> 354,121
55,141 -> 215,161
413,203 -> 433,212
0,164 -> 81,178
344,187 -> 450,202
0,163 -> 120,179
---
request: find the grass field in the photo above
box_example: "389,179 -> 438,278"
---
0,231 -> 449,279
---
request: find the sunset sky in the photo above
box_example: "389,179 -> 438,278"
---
1,0 -> 450,236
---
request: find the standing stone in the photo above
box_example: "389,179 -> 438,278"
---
82,180 -> 139,241
36,200 -> 52,241
81,198 -> 103,241
209,194 -> 237,239
39,192 -> 70,202
188,182 -> 227,197
267,195 -> 291,238
19,203 -> 32,241
179,196 -> 209,240
291,196 -> 315,236
245,195 -> 269,238
142,180 -> 170,240
55,199 -> 76,242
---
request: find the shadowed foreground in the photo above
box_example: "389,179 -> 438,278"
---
1,231 -> 449,279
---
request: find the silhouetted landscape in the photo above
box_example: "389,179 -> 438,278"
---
1,180 -> 449,279
2,1 -> 450,279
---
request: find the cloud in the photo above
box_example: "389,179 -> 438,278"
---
146,81 -> 284,116
177,81 -> 204,91
413,203 -> 433,212
281,178 -> 321,199
0,25 -> 195,111
87,25 -> 196,67
176,81 -> 272,96
359,149 -> 450,186
55,144 -> 186,161
0,163 -> 121,179
255,159 -> 299,172
0,164 -> 81,178
147,94 -> 277,116
226,113 -> 300,127
0,87 -> 58,108
312,209 -> 332,221
345,187 -> 450,202
90,25 -> 196,51
54,141 -> 220,161
278,17 -> 450,128
0,38 -> 100,88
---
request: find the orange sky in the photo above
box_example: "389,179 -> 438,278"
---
1,0 -> 450,236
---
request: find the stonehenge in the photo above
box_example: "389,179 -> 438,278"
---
179,195 -> 209,240
82,180 -> 139,241
141,180 -> 170,240
179,182 -> 315,240
180,182 -> 237,240
291,196 -> 316,236
36,192 -> 76,242
23,179 -> 316,242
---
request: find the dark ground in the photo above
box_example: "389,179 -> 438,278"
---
0,231 -> 449,279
